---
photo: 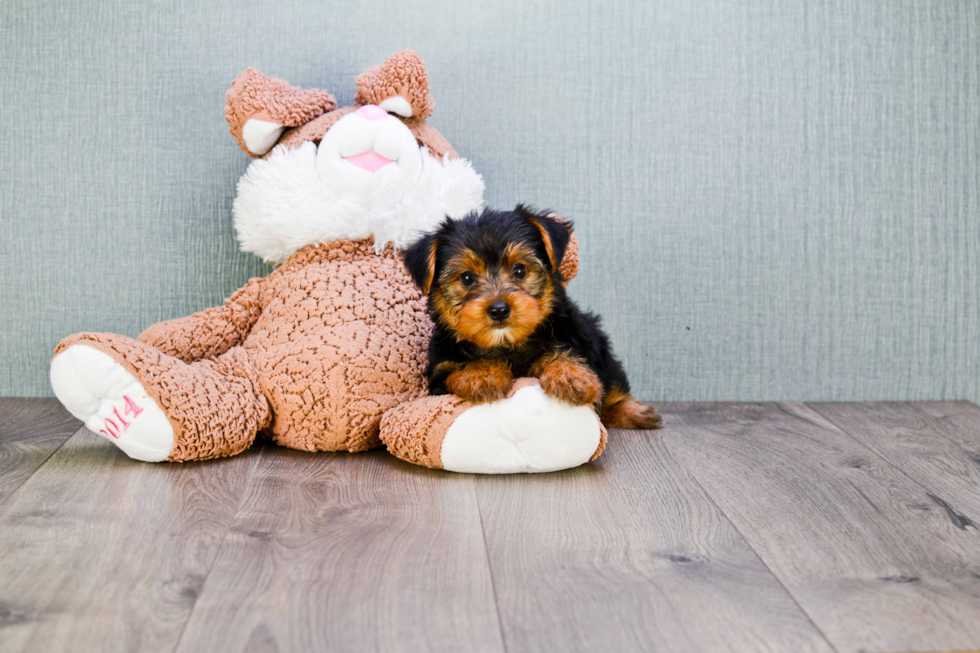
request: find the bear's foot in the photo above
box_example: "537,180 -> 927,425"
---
380,379 -> 607,474
50,344 -> 175,462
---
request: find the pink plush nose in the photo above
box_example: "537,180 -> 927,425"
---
356,104 -> 388,121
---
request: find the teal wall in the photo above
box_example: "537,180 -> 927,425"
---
2,0 -> 978,400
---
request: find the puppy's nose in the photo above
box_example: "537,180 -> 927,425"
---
356,104 -> 388,121
487,302 -> 511,322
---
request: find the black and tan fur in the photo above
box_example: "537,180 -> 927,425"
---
402,205 -> 662,430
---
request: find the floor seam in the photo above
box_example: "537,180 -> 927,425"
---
657,411 -> 843,653
805,402 -> 980,528
473,478 -> 510,653
169,442 -> 267,653
0,424 -> 84,514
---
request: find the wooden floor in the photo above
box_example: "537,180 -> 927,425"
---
1,400 -> 979,653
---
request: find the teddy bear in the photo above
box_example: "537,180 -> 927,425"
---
49,51 -> 607,473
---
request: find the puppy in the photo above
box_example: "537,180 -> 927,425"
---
402,205 -> 662,430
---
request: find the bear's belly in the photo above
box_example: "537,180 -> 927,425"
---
242,248 -> 432,452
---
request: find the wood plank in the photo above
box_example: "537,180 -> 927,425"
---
174,449 -> 505,653
475,425 -> 835,653
0,429 -> 262,653
0,398 -> 80,507
664,402 -> 980,653
810,401 -> 980,526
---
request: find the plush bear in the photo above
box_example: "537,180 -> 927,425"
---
50,51 -> 606,473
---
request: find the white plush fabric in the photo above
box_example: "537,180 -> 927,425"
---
379,95 -> 413,117
440,384 -> 603,474
50,345 -> 175,462
241,118 -> 286,156
233,111 -> 485,263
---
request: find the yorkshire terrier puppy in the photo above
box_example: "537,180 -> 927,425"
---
403,205 -> 662,430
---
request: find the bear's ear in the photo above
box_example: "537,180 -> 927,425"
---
557,231 -> 579,286
355,50 -> 434,120
403,232 -> 440,294
518,205 -> 572,273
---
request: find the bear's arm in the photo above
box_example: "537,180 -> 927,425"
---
138,277 -> 266,363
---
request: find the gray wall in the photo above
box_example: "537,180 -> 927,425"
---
2,0 -> 978,401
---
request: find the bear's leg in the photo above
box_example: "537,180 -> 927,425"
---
379,379 -> 608,474
51,334 -> 270,462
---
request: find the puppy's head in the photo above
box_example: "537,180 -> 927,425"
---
403,205 -> 572,349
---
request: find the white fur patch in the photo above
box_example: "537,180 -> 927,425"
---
379,96 -> 413,117
232,114 -> 485,263
242,118 -> 286,156
440,384 -> 602,474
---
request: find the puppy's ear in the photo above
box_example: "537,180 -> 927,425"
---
518,205 -> 572,272
403,232 -> 439,294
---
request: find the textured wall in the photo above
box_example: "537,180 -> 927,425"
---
1,0 -> 978,400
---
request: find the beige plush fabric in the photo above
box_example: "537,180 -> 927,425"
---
378,391 -> 467,469
54,235 -> 582,463
590,407 -> 608,462
54,333 -> 270,461
355,50 -> 435,120
274,106 -> 358,154
249,240 -> 430,453
559,233 -> 580,282
54,51 -> 600,471
225,68 -> 337,158
401,118 -> 458,160
380,378 -> 608,469
273,108 -> 458,161
224,51 -> 458,161
139,277 -> 266,363
56,239 -> 431,461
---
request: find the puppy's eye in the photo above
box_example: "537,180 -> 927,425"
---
512,264 -> 527,280
460,271 -> 477,288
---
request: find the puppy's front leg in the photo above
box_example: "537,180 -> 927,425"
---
531,351 -> 603,406
445,360 -> 513,404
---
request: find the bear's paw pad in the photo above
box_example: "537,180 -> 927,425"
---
51,345 -> 174,462
440,384 -> 602,474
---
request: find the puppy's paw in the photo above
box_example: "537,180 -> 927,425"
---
601,389 -> 664,430
535,354 -> 602,406
446,360 -> 513,404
